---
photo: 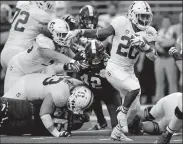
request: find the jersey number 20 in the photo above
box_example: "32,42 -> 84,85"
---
12,8 -> 30,32
117,35 -> 139,59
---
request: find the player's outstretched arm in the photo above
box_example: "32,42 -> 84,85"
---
65,25 -> 115,41
39,48 -> 72,63
40,95 -> 70,137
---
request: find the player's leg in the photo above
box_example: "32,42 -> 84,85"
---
165,58 -> 178,94
106,64 -> 139,141
88,90 -> 107,130
4,57 -> 25,93
1,46 -> 25,74
103,89 -> 121,128
154,99 -> 183,144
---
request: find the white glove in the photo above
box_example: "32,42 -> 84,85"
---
169,47 -> 178,56
64,29 -> 83,41
131,34 -> 150,52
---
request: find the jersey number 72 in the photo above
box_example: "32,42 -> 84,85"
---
12,8 -> 30,32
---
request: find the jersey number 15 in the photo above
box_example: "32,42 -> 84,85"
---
12,8 -> 30,32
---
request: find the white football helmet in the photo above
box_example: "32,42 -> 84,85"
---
128,1 -> 153,31
67,86 -> 94,115
31,1 -> 55,14
48,19 -> 70,47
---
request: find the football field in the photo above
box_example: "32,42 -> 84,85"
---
1,105 -> 182,143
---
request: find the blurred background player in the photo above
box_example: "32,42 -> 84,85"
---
55,1 -> 68,19
153,16 -> 178,103
1,1 -> 56,77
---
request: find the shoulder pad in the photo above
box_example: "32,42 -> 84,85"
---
30,7 -> 53,24
110,16 -> 127,31
36,34 -> 55,50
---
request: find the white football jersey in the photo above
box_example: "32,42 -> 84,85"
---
3,74 -> 83,107
177,34 -> 182,54
109,16 -> 157,70
16,34 -> 55,74
4,1 -> 53,50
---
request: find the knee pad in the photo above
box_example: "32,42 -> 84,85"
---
175,106 -> 183,120
143,121 -> 161,135
144,106 -> 155,121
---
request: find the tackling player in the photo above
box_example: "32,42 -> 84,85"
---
73,39 -> 121,130
4,18 -> 87,93
154,34 -> 182,144
0,73 -> 94,137
64,1 -> 157,141
1,1 -> 55,73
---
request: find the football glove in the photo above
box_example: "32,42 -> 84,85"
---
59,131 -> 71,137
169,47 -> 178,56
131,34 -> 150,52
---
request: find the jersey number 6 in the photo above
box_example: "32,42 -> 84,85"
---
12,8 -> 30,32
117,35 -> 139,59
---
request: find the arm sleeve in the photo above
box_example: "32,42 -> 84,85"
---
36,34 -> 55,50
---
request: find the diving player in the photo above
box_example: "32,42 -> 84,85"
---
64,1 -> 157,141
4,18 -> 87,93
0,73 -> 94,137
1,1 -> 55,73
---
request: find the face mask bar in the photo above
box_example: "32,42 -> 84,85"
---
137,13 -> 152,27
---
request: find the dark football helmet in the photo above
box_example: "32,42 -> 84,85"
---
79,5 -> 98,29
62,14 -> 77,30
85,39 -> 105,65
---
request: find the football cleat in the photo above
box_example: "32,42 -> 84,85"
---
154,131 -> 172,144
88,120 -> 107,130
111,124 -> 133,142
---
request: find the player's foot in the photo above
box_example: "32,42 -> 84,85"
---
111,124 -> 133,142
154,131 -> 172,144
117,111 -> 129,133
88,120 -> 107,130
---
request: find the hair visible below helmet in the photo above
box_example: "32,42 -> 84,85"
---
128,1 -> 153,31
79,5 -> 98,29
67,86 -> 94,115
48,19 -> 70,47
85,39 -> 105,65
32,1 -> 55,14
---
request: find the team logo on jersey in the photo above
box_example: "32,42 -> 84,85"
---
16,93 -> 21,97
125,30 -> 130,35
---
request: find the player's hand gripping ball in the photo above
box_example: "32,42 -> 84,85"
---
131,33 -> 150,52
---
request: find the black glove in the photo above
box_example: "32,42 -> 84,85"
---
59,131 -> 71,137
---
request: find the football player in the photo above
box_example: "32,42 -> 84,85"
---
138,92 -> 182,135
70,5 -> 99,53
154,34 -> 182,144
0,73 -> 94,137
1,1 -> 55,73
4,18 -> 87,93
73,39 -> 121,130
64,1 -> 157,141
